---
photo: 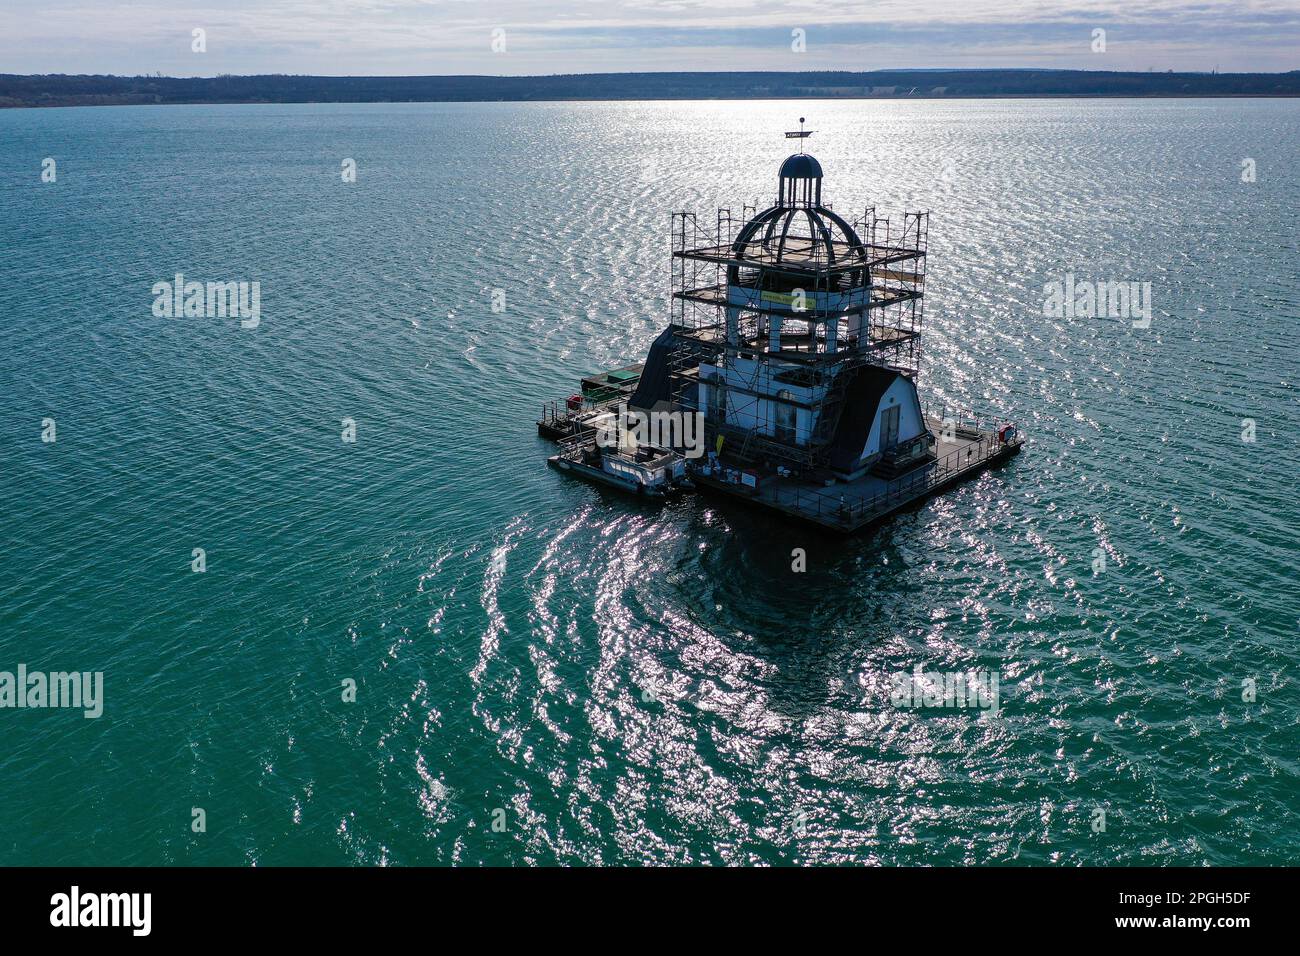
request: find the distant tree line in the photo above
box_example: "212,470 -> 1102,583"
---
1,70 -> 1297,108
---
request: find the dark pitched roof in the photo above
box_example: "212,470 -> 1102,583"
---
627,324 -> 678,411
827,365 -> 901,471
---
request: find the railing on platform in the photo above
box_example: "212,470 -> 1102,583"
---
539,394 -> 619,429
555,430 -> 596,460
921,403 -> 1003,435
780,431 -> 1020,527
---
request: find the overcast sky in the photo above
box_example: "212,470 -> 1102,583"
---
2,0 -> 1297,76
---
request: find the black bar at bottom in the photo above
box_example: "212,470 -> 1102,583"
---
0,866 -> 1282,942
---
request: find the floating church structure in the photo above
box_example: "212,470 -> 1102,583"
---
540,123 -> 1022,532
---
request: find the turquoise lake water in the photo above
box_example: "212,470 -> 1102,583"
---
0,99 -> 1296,865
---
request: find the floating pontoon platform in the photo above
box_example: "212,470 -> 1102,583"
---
691,417 -> 1022,533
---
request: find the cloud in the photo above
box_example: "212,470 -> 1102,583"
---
1,0 -> 1296,75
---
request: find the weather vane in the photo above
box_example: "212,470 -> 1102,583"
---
784,117 -> 813,152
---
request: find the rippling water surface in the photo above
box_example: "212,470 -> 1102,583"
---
0,99 -> 1296,865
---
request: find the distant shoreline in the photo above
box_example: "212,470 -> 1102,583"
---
3,69 -> 1298,108
5,94 -> 1299,111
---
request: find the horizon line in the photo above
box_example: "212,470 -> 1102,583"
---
8,67 -> 1300,80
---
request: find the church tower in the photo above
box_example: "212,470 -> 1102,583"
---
640,121 -> 934,480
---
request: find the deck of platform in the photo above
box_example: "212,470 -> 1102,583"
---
674,239 -> 924,274
675,283 -> 921,313
693,418 -> 1022,532
667,324 -> 918,366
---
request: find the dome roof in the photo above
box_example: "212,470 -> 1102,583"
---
777,152 -> 825,206
727,149 -> 863,265
779,153 -> 823,180
730,203 -> 865,268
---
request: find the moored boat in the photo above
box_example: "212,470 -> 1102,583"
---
547,434 -> 691,498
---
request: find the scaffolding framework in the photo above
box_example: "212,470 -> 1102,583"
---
664,202 -> 929,474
